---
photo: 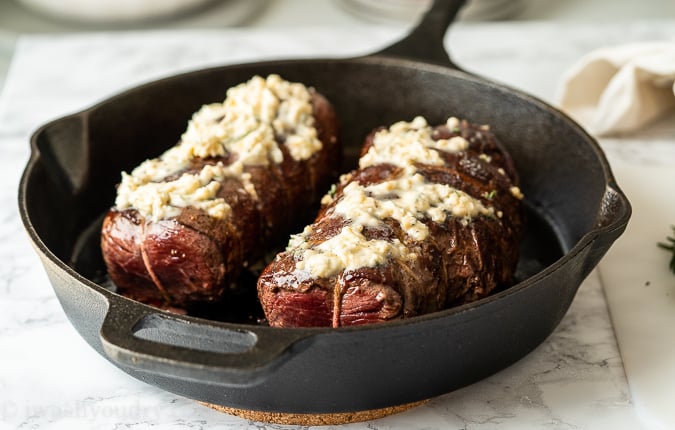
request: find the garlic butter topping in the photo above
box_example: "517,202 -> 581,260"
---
116,163 -> 231,220
115,74 -> 321,221
359,116 -> 469,169
332,169 -> 493,242
290,116 -> 501,279
294,224 -> 414,275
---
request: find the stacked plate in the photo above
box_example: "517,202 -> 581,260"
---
17,0 -> 219,24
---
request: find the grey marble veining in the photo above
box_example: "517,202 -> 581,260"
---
1,22 -> 671,429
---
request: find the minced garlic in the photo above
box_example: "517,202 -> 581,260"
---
510,186 -> 524,200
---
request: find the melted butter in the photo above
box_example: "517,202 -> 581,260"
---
115,74 -> 321,221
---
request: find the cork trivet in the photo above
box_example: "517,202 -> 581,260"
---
200,399 -> 428,426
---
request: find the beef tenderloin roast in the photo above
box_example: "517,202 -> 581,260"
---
258,117 -> 524,327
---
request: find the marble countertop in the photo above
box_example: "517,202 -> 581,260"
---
1,20 -> 674,430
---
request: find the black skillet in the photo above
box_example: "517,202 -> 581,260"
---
18,0 -> 630,422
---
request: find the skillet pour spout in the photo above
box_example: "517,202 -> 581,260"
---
18,0 -> 630,420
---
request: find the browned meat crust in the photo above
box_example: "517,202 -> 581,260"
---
258,119 -> 524,327
101,91 -> 340,308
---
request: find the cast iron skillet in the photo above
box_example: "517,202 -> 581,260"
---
19,0 -> 630,420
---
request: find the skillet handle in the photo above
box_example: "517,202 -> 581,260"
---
374,0 -> 467,69
99,300 -> 314,386
582,183 -> 632,276
31,113 -> 89,196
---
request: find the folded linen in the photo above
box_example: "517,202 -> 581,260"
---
556,41 -> 675,136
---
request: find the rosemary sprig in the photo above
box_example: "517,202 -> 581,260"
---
658,225 -> 675,274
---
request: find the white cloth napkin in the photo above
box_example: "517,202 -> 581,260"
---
556,41 -> 675,136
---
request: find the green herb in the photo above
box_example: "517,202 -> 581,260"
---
658,225 -> 675,274
483,190 -> 497,200
329,183 -> 337,197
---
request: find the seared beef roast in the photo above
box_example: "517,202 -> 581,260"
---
258,116 -> 524,327
101,75 -> 340,309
